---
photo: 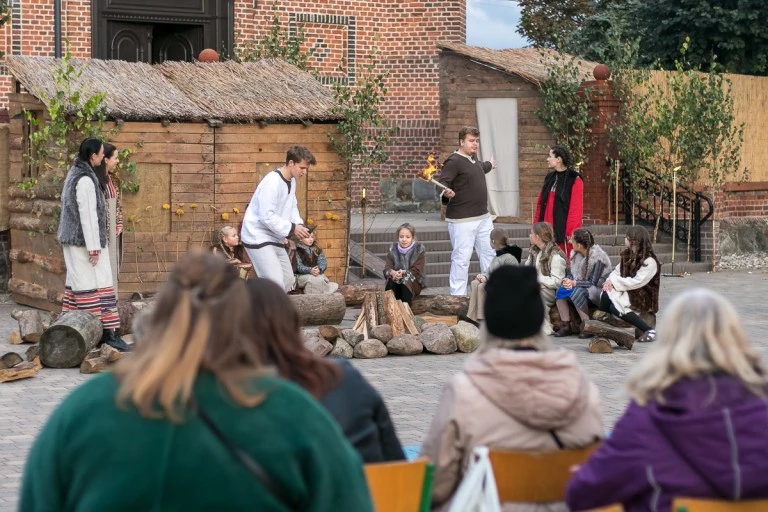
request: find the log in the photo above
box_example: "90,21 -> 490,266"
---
14,310 -> 46,343
411,295 -> 469,316
39,311 -> 103,368
0,352 -> 23,369
383,290 -> 405,336
363,292 -> 379,332
338,284 -> 380,306
418,314 -> 458,326
399,302 -> 420,336
8,278 -> 64,305
80,356 -> 110,374
9,249 -> 67,275
588,338 -> 614,354
288,293 -> 346,326
375,291 -> 386,326
582,320 -> 634,349
117,300 -> 154,335
0,359 -> 42,383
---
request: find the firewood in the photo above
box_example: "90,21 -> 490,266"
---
417,314 -> 458,326
353,310 -> 365,333
80,356 -> 111,374
39,311 -> 103,368
588,338 -> 614,354
375,291 -> 386,326
399,302 -> 420,336
8,330 -> 22,345
26,344 -> 40,362
11,310 -> 46,343
582,320 -> 635,349
0,352 -> 23,369
99,344 -> 123,363
383,290 -> 405,336
318,325 -> 341,342
411,295 -> 469,316
339,284 -> 380,306
0,359 -> 42,383
289,294 -> 346,326
363,292 -> 379,333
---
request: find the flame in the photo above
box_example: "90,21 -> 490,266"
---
419,153 -> 442,181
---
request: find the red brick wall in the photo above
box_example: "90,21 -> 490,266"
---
0,0 -> 465,210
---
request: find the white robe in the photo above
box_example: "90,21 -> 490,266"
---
606,257 -> 658,315
241,170 -> 303,246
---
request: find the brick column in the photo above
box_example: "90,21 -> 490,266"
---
578,66 -> 619,224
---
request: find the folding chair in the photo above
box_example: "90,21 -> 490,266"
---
364,457 -> 434,512
673,497 -> 768,512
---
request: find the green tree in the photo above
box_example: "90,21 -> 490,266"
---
233,7 -> 311,70
517,0 -> 593,48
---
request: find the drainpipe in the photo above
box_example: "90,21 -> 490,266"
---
54,0 -> 62,58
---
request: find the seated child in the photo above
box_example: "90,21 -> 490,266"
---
293,228 -> 339,294
466,227 -> 521,323
383,223 -> 426,306
525,222 -> 567,335
211,225 -> 253,279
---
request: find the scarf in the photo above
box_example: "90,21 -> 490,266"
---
389,241 -> 426,287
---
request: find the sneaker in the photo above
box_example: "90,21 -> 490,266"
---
554,325 -> 573,337
637,330 -> 657,343
578,331 -> 594,339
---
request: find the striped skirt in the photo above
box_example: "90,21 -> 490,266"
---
61,245 -> 120,330
62,287 -> 120,329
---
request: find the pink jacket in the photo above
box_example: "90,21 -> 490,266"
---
420,347 -> 603,511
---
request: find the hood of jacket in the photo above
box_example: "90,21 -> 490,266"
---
648,375 -> 768,499
464,347 -> 591,430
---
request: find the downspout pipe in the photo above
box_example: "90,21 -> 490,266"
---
54,0 -> 62,58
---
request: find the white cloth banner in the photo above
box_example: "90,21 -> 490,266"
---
476,98 -> 520,217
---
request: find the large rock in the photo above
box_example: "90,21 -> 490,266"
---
353,340 -> 388,359
413,316 -> 426,331
329,339 -> 354,359
420,324 -> 457,354
387,335 -> 423,356
341,329 -> 364,347
304,336 -> 333,357
451,321 -> 481,353
420,322 -> 440,333
370,325 -> 394,343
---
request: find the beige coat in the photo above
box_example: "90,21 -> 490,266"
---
420,347 -> 603,511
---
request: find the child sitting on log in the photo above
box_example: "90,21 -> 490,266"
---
383,223 -> 426,306
293,227 -> 339,294
526,222 -> 568,335
466,227 -> 521,324
211,225 -> 254,280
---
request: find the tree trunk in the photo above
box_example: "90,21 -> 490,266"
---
582,319 -> 635,348
289,293 -> 346,326
10,249 -> 67,275
411,295 -> 469,316
39,311 -> 103,368
338,284 -> 380,306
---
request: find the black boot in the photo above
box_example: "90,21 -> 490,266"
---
102,329 -> 131,352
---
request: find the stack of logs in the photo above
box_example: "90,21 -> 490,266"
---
0,309 -> 58,382
353,290 -> 420,339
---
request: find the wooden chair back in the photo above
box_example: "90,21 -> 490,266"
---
673,497 -> 768,511
364,457 -> 430,512
489,442 -> 601,503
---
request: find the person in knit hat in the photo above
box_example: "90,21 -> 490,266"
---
420,265 -> 603,511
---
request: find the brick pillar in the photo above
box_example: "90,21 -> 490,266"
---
578,66 -> 619,224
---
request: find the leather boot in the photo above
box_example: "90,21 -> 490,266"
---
102,329 -> 131,352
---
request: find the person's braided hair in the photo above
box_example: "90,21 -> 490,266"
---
571,228 -> 595,281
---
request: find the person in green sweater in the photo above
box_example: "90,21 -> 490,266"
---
20,250 -> 373,512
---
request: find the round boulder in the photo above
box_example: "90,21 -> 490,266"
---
341,329 -> 364,347
387,334 -> 423,356
304,336 -> 333,357
353,339 -> 388,359
329,339 -> 354,359
451,321 -> 481,353
420,324 -> 457,354
370,325 -> 394,343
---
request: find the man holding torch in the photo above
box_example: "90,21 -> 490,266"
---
434,126 -> 497,296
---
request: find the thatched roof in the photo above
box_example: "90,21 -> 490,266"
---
437,42 -> 599,86
4,57 -> 341,123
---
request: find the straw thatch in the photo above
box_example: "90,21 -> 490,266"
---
437,41 -> 598,86
5,56 -> 341,123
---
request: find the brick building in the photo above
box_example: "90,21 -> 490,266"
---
0,0 -> 465,210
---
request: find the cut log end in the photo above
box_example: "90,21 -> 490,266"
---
588,338 -> 614,354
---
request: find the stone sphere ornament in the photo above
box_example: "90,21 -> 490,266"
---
198,49 -> 220,63
593,64 -> 611,80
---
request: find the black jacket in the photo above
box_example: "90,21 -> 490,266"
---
320,359 -> 406,463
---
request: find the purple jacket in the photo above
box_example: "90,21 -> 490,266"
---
566,375 -> 768,512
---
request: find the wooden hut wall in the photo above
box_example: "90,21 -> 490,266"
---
439,52 -> 554,223
7,95 -> 347,309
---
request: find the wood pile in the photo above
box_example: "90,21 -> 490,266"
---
352,290 -> 421,339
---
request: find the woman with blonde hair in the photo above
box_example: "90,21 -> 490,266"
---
526,222 -> 567,335
422,266 -> 602,511
567,288 -> 768,512
20,250 -> 373,511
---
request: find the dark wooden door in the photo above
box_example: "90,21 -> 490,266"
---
152,24 -> 204,63
106,21 -> 153,63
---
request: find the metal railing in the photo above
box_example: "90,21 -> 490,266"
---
622,167 -> 714,262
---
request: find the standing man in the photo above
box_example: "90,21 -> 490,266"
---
436,126 -> 497,296
241,145 -> 314,292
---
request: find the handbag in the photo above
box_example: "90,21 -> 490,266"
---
195,403 -> 293,508
448,446 -> 502,512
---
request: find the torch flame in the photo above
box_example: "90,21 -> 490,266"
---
419,153 -> 442,181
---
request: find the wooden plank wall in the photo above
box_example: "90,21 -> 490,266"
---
6,97 -> 348,308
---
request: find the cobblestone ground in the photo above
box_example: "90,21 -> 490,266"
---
1,270 -> 767,509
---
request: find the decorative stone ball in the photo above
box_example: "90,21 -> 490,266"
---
198,49 -> 219,63
593,64 -> 611,80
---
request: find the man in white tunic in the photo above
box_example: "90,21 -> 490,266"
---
57,137 -> 130,351
241,145 -> 315,292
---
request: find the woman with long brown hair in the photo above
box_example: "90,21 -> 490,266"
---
246,277 -> 406,463
526,222 -> 567,335
20,251 -> 373,511
599,225 -> 661,347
